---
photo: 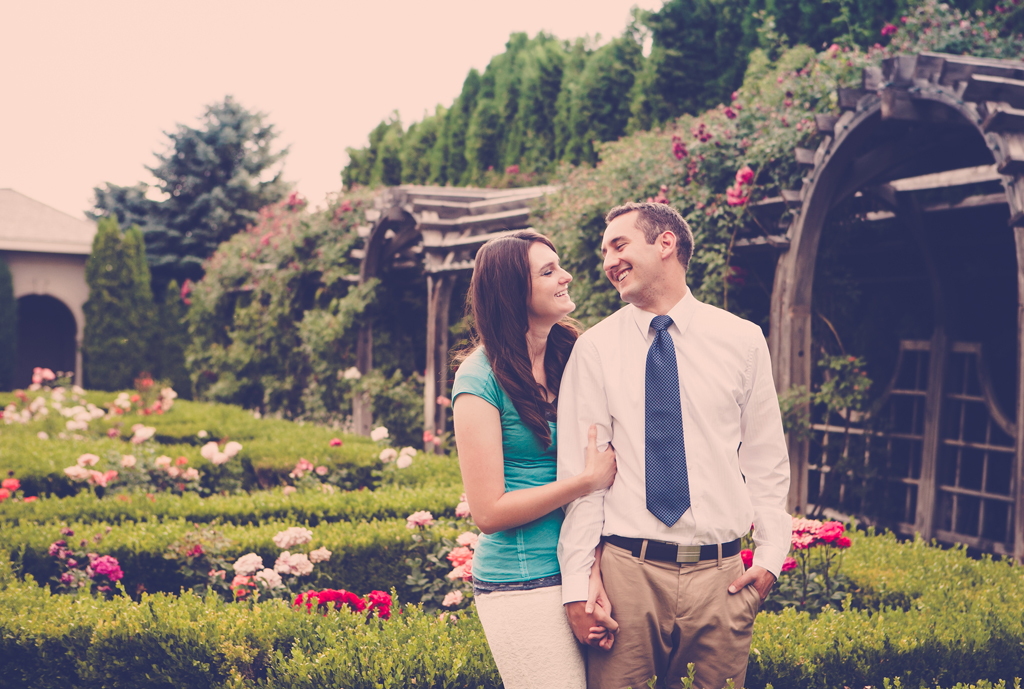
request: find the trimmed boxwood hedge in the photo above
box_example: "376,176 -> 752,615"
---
1,532 -> 1023,688
6,517 -> 468,602
0,457 -> 463,527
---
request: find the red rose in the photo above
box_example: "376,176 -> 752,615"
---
740,549 -> 754,568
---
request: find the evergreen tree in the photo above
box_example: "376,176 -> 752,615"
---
82,216 -> 157,390
0,256 -> 16,390
155,279 -> 191,398
91,96 -> 289,293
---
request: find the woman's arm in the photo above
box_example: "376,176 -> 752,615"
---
454,394 -> 615,535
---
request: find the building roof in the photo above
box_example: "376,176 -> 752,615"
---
0,189 -> 96,255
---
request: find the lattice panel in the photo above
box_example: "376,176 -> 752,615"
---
934,344 -> 1017,553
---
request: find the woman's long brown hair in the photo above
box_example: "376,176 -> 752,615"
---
457,230 -> 580,448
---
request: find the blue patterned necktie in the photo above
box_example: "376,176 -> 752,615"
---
645,315 -> 691,526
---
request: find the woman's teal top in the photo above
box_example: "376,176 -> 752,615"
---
451,347 -> 562,583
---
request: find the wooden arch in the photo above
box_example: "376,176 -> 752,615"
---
752,52 -> 1024,559
350,185 -> 555,444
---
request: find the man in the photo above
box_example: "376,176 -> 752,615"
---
557,202 -> 791,689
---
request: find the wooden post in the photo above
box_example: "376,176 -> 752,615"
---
423,273 -> 456,453
432,275 -> 456,445
352,323 -> 373,436
424,275 -> 437,450
900,196 -> 947,541
1014,225 -> 1024,563
915,327 -> 946,539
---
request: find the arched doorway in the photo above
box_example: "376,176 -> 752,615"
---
766,52 -> 1024,560
15,294 -> 77,388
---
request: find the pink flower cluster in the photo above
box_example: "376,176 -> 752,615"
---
32,367 -> 56,385
447,531 -> 478,582
406,510 -> 435,529
726,166 -> 754,206
294,588 -> 392,620
791,517 -> 852,550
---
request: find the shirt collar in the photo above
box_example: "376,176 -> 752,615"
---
630,288 -> 697,343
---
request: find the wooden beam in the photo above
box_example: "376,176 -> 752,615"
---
815,114 -> 839,135
863,66 -> 884,91
937,53 -> 1024,87
882,55 -> 919,87
887,164 -> 1001,192
861,193 -> 1006,221
418,207 -> 530,233
781,189 -> 802,206
963,74 -> 1024,109
795,147 -> 816,166
732,234 -> 791,250
421,228 -> 523,250
838,88 -> 870,111
981,102 -> 1024,133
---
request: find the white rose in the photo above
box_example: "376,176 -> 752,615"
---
379,448 -> 398,463
399,446 -> 417,458
223,441 -> 243,458
342,366 -> 362,380
121,455 -> 137,468
309,547 -> 332,563
396,455 -> 413,469
200,442 -> 219,460
255,568 -> 284,589
370,426 -> 389,442
197,430 -> 208,438
232,553 -> 264,576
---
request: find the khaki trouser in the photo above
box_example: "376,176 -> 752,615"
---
589,543 -> 760,689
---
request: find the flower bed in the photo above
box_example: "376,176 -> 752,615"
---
0,394 -> 384,495
6,517 -> 470,602
1,530 -> 1023,688
0,473 -> 462,527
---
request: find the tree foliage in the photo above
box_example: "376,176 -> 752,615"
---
82,217 -> 157,390
185,191 -> 375,418
90,96 -> 290,293
0,256 -> 16,390
342,0 -> 1004,189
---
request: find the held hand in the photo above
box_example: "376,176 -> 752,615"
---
585,570 -> 618,651
728,564 -> 776,602
566,601 -> 616,650
581,424 -> 616,493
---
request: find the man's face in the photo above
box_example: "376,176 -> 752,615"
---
601,211 -> 666,308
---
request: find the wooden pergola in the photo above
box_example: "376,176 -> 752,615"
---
349,185 -> 554,442
735,52 -> 1024,560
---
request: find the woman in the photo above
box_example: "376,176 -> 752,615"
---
451,230 -> 616,688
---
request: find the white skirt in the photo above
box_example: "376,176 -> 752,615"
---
473,584 -> 586,689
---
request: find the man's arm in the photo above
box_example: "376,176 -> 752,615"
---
731,334 -> 792,597
557,337 -> 613,638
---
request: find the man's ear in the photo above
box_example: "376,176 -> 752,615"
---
658,230 -> 678,259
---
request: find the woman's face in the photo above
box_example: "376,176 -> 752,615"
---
526,242 -> 574,325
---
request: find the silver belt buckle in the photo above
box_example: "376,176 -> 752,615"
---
676,544 -> 701,564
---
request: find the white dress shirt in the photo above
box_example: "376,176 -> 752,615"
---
556,289 -> 792,604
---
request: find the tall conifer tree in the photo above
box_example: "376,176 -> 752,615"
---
82,217 -> 157,390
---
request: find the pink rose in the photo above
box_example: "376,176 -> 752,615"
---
447,547 -> 473,568
781,557 -> 798,572
740,549 -> 753,569
442,590 -> 464,607
406,511 -> 434,529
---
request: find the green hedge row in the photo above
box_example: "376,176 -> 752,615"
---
745,532 -> 1024,688
0,476 -> 462,527
6,516 -> 468,602
2,532 -> 1024,688
0,410 -> 395,497
0,561 -> 499,689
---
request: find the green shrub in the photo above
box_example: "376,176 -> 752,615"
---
0,467 -> 461,527
0,560 -> 499,689
5,517 -> 470,602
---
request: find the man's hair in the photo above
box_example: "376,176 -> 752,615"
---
605,202 -> 694,270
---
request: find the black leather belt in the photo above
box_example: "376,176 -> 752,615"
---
604,535 -> 742,564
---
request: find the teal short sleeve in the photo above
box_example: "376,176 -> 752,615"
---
452,348 -> 503,412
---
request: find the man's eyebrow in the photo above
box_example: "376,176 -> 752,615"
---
601,235 -> 626,255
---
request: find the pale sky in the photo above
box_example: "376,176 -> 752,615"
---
1,0 -> 661,219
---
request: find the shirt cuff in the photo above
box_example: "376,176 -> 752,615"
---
752,544 -> 787,579
560,573 -> 590,605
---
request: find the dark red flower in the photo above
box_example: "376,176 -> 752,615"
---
740,549 -> 754,568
